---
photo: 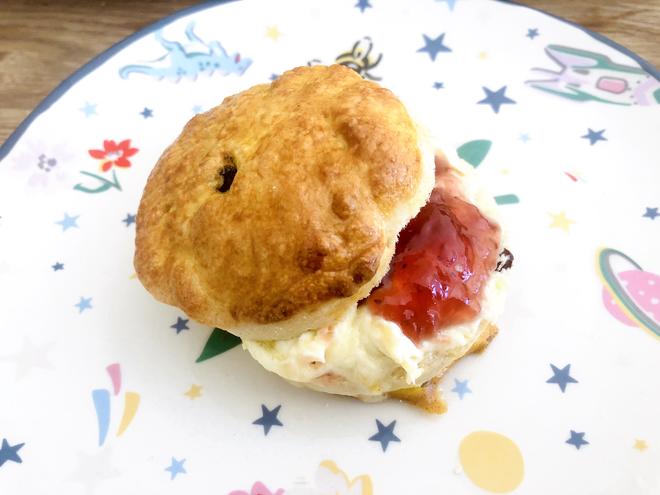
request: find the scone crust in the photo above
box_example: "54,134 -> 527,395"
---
135,65 -> 431,339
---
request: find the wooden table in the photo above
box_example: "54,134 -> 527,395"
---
1,0 -> 658,144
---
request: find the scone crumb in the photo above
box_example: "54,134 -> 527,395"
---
388,379 -> 447,414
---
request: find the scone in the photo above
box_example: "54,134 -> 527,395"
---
135,64 -> 511,410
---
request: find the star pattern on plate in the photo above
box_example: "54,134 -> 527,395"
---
478,86 -> 516,113
0,439 -> 24,468
436,0 -> 457,10
633,439 -> 648,451
642,207 -> 658,220
546,364 -> 578,392
56,213 -> 79,232
265,26 -> 282,41
75,296 -> 93,314
369,420 -> 400,452
355,0 -> 372,13
451,379 -> 472,399
3,3 -> 658,486
184,384 -> 203,400
581,128 -> 607,145
192,104 -> 203,114
269,73 -> 279,81
566,430 -> 589,450
170,317 -> 189,334
549,211 -> 574,232
122,213 -> 136,226
165,457 -> 186,480
0,337 -> 54,380
253,404 -> 283,435
80,102 -> 97,117
417,33 -> 451,61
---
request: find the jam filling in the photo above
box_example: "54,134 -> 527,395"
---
366,155 -> 501,343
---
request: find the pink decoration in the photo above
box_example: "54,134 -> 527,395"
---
106,363 -> 122,395
602,288 -> 635,326
228,481 -> 285,495
602,270 -> 660,326
596,77 -> 628,94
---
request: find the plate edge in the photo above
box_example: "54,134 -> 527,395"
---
1,0 -> 658,162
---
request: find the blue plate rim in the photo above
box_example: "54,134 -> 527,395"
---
0,0 -> 657,162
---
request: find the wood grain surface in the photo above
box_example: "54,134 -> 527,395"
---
1,0 -> 659,144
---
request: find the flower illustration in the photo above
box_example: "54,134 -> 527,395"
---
88,139 -> 138,172
9,138 -> 72,191
228,481 -> 285,495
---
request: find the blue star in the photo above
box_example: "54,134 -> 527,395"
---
451,379 -> 472,399
417,33 -> 452,61
527,28 -> 539,39
170,317 -> 189,334
643,207 -> 659,220
75,297 -> 93,314
566,430 -> 589,450
269,73 -> 279,81
80,102 -> 97,117
252,404 -> 283,435
355,0 -> 372,13
122,213 -> 136,226
519,133 -> 531,143
436,0 -> 457,10
433,81 -> 444,90
478,86 -> 516,113
0,439 -> 24,467
56,213 -> 79,232
140,107 -> 153,119
582,128 -> 607,145
165,457 -> 186,480
546,364 -> 578,392
369,419 -> 400,452
192,104 -> 203,114
52,262 -> 64,271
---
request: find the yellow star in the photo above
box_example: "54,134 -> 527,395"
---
129,272 -> 137,279
633,439 -> 648,451
500,168 -> 510,175
549,211 -> 575,232
265,26 -> 281,41
184,384 -> 203,400
478,51 -> 488,60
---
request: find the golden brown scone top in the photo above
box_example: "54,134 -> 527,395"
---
135,64 -> 429,340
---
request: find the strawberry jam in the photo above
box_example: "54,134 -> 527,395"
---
366,154 -> 501,343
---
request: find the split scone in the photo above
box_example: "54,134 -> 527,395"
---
135,64 -> 511,412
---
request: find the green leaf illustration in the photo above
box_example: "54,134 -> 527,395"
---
196,328 -> 241,363
74,169 -> 122,193
494,194 -> 520,205
457,140 -> 492,167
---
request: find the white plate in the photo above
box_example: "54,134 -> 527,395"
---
1,1 -> 659,493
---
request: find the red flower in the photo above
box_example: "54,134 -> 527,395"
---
88,139 -> 138,172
